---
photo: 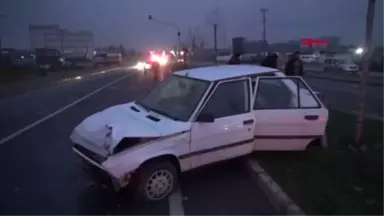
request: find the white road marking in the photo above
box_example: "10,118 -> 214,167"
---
0,74 -> 130,145
169,190 -> 185,216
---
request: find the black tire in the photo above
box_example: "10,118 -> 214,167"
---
135,161 -> 178,202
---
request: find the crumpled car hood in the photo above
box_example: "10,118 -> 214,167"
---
71,101 -> 191,151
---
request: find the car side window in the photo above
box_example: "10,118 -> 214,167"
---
254,78 -> 320,109
200,80 -> 249,119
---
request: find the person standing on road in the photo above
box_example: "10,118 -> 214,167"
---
228,53 -> 241,65
261,53 -> 279,69
182,48 -> 188,69
151,61 -> 161,82
284,51 -> 304,76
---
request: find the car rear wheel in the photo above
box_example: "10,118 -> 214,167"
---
135,161 -> 178,202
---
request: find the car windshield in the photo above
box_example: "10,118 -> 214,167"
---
137,75 -> 210,121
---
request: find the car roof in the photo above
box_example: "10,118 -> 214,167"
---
174,65 -> 279,81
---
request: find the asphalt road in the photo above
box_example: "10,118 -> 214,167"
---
304,65 -> 383,86
0,67 -> 275,215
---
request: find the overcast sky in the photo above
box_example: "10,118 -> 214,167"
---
0,0 -> 383,50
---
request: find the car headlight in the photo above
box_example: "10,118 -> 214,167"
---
133,61 -> 151,70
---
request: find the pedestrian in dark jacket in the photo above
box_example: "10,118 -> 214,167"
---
151,61 -> 161,81
261,53 -> 278,69
228,53 -> 241,65
284,51 -> 304,76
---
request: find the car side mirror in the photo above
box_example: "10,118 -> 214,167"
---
196,113 -> 215,123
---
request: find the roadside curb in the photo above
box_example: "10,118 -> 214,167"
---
245,158 -> 306,216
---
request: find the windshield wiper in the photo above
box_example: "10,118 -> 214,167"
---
136,101 -> 181,121
135,101 -> 150,112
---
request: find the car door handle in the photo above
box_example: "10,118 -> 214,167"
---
243,119 -> 254,125
304,115 -> 319,120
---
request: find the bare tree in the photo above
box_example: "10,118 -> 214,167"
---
355,0 -> 376,150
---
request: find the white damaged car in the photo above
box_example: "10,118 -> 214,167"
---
70,65 -> 328,201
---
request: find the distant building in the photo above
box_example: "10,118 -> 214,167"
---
29,25 -> 60,50
29,25 -> 93,56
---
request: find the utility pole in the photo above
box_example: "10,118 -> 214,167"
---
223,26 -> 227,49
355,0 -> 376,150
260,8 -> 268,55
0,12 -> 4,49
213,23 -> 218,64
206,7 -> 220,64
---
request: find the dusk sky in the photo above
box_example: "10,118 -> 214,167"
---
0,0 -> 383,50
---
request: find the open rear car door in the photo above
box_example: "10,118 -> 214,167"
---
252,76 -> 328,150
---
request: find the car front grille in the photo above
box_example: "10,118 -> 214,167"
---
73,143 -> 107,164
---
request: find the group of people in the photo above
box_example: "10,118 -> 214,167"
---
228,51 -> 304,76
148,51 -> 304,82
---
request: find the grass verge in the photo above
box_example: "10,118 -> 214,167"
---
255,110 -> 383,215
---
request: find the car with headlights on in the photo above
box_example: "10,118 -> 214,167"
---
70,65 -> 328,202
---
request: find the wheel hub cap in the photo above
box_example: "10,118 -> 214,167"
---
145,169 -> 173,200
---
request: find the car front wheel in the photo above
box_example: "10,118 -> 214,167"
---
135,161 -> 178,202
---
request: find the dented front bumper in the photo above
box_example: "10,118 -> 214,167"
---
73,145 -> 132,190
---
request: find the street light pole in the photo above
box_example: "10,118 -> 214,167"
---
213,23 -> 218,64
148,15 -> 181,54
355,0 -> 376,149
260,8 -> 268,54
